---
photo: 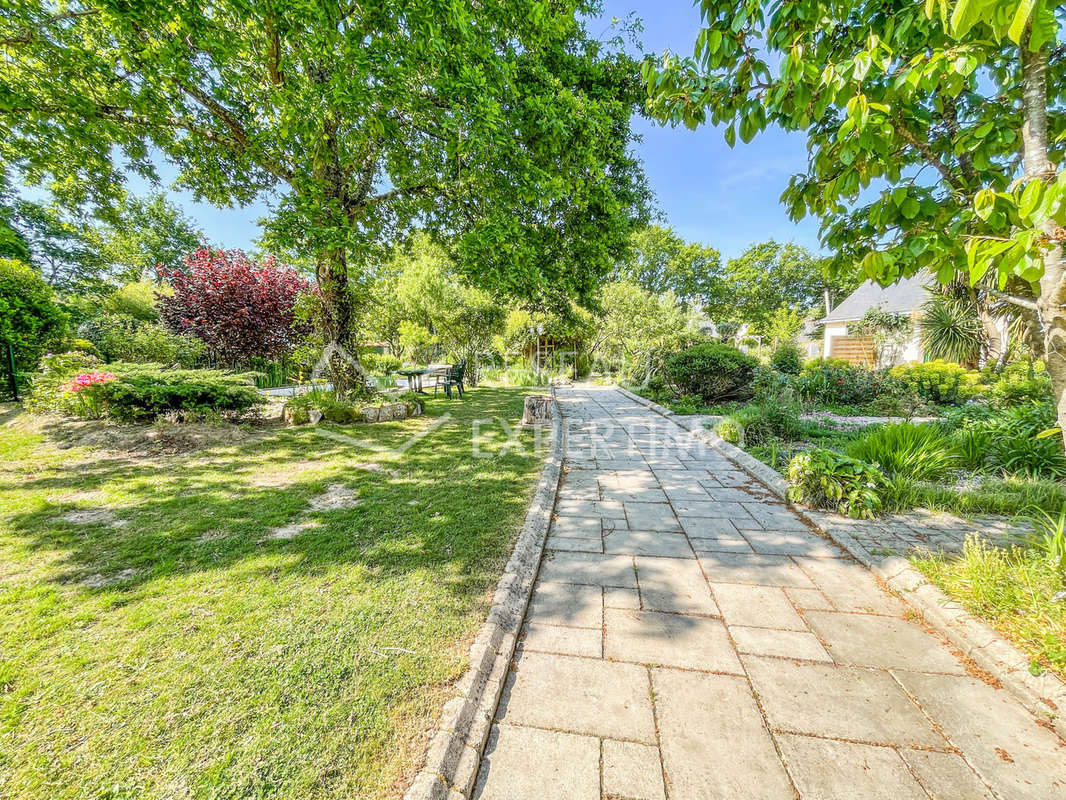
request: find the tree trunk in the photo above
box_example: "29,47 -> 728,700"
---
315,247 -> 365,397
1020,40 -> 1066,448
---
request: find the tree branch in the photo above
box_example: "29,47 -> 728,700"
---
984,287 -> 1042,312
0,9 -> 98,46
891,116 -> 964,192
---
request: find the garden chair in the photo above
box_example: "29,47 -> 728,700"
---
434,360 -> 466,398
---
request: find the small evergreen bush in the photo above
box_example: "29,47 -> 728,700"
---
769,343 -> 803,375
665,343 -> 758,403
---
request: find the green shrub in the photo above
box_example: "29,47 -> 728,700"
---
78,313 -> 205,367
752,365 -> 797,404
361,352 -> 402,375
938,401 -> 1065,479
284,390 -> 364,424
82,364 -> 262,421
794,358 -> 898,406
981,360 -> 1054,408
25,351 -> 103,415
846,422 -> 958,481
103,280 -> 161,321
769,343 -> 803,375
787,449 -> 885,519
889,360 -> 980,406
0,257 -> 68,375
717,403 -> 803,447
665,343 -> 758,403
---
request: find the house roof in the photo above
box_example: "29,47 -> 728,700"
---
823,271 -> 930,323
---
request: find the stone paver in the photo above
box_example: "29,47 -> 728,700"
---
472,386 -> 1065,800
601,740 -> 665,800
775,734 -> 929,799
604,608 -> 741,672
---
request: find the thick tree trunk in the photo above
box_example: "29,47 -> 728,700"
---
315,247 -> 366,397
1021,41 -> 1066,449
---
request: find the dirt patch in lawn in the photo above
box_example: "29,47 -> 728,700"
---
12,414 -> 271,457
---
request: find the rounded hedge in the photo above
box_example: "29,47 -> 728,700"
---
0,258 -> 67,373
769,343 -> 803,375
665,343 -> 758,403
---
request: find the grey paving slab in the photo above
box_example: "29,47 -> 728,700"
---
473,724 -> 599,800
784,586 -> 835,610
742,656 -> 946,747
603,529 -> 692,558
622,501 -> 683,531
804,610 -> 967,674
521,623 -> 601,658
526,581 -> 602,628
677,516 -> 740,537
670,499 -> 755,520
729,625 -> 831,661
603,585 -> 641,609
555,498 -> 626,519
794,556 -> 904,615
652,668 -> 794,800
895,671 -> 1066,800
740,502 -> 811,531
711,583 -> 808,631
662,485 -> 713,503
497,651 -> 657,743
605,608 -> 741,672
546,535 -> 603,553
899,750 -> 996,800
538,551 -> 637,588
550,515 -> 605,538
634,555 -> 718,614
775,734 -> 928,800
740,528 -> 843,557
698,552 -> 817,588
602,740 -> 666,800
689,535 -> 755,554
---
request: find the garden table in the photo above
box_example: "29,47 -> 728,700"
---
398,366 -> 447,394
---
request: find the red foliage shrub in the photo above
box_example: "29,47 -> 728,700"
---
158,248 -> 309,365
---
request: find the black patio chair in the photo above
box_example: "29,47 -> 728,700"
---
435,359 -> 466,398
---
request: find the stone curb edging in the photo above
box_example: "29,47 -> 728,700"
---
614,385 -> 1066,739
403,389 -> 564,800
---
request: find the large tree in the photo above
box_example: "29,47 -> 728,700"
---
617,224 -> 722,307
645,1 -> 1066,441
705,241 -> 856,334
2,0 -> 648,392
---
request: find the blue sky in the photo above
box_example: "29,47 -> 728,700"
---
129,1 -> 823,262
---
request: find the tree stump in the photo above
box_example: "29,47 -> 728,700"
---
521,394 -> 553,426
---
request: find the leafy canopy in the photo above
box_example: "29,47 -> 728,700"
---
617,225 -> 722,307
643,0 -> 1064,292
1,0 -> 649,322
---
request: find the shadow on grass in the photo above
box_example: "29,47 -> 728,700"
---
2,387 -> 544,599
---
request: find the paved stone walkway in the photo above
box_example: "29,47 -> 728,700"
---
472,386 -> 1065,800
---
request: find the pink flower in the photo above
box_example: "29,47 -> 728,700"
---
63,372 -> 116,393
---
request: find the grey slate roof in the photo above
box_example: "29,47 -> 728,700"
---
823,271 -> 931,323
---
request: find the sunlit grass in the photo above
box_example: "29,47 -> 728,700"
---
0,387 -> 542,799
913,536 -> 1066,680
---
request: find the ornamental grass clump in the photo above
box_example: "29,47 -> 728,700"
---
846,421 -> 958,481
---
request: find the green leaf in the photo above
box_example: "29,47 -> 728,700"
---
1019,179 -> 1043,219
974,189 -> 996,221
1008,0 -> 1037,45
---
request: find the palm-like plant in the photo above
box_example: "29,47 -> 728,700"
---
919,292 -> 984,366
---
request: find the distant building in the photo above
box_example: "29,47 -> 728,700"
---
821,273 -> 928,366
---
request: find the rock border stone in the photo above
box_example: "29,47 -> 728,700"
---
615,385 -> 1066,739
404,388 -> 564,800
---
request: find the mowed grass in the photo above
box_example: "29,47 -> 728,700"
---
913,537 -> 1066,681
0,387 -> 544,799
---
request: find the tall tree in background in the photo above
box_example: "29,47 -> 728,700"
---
705,241 -> 855,334
2,0 -> 648,393
618,225 -> 722,307
644,0 -> 1066,442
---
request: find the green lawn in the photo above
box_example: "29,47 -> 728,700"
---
0,387 -> 544,799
